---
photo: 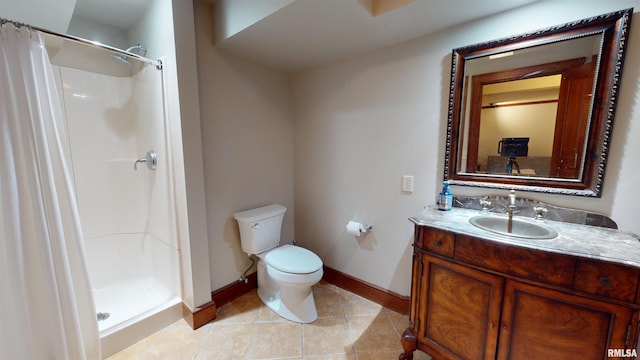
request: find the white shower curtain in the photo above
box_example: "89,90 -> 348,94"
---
0,24 -> 101,359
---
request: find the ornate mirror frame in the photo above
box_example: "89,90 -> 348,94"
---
444,8 -> 633,197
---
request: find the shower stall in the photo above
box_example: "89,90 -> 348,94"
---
45,33 -> 183,355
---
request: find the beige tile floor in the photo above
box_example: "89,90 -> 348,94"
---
106,281 -> 432,360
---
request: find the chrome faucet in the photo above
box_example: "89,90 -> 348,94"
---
134,150 -> 157,171
507,190 -> 517,233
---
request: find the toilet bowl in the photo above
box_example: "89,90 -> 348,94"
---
258,245 -> 323,323
233,205 -> 323,323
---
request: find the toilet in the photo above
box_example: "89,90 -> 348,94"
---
233,204 -> 323,323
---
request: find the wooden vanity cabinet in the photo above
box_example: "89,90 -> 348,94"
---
499,280 -> 634,360
400,226 -> 640,360
415,255 -> 503,359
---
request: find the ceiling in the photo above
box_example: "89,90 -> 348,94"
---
0,0 -> 151,34
73,0 -> 153,29
213,0 -> 539,71
2,0 -> 539,72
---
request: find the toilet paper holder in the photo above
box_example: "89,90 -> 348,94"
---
346,221 -> 373,236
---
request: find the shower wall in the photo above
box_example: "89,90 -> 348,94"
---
52,63 -> 181,338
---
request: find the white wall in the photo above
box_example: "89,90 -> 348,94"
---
58,66 -> 171,243
292,1 -> 640,296
292,36 -> 436,296
192,0 -> 640,297
0,0 -> 76,34
53,64 -> 180,298
126,0 -> 212,310
67,15 -> 128,50
212,0 -> 295,44
194,2 -> 295,291
58,0 -> 212,309
3,0 -> 211,310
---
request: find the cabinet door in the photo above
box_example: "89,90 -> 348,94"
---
418,255 -> 503,360
499,280 -> 636,360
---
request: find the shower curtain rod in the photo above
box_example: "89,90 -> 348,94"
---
0,17 -> 163,70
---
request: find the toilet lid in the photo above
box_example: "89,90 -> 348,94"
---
265,245 -> 323,274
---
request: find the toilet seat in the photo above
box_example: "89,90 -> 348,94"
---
265,245 -> 322,274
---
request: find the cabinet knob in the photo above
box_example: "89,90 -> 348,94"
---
599,277 -> 612,286
434,240 -> 441,246
489,323 -> 494,330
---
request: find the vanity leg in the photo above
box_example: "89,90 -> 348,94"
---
399,326 -> 417,360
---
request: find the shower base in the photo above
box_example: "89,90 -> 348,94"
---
95,277 -> 182,358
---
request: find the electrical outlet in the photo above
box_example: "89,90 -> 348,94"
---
402,175 -> 414,193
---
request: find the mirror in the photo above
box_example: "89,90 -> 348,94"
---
444,8 -> 633,197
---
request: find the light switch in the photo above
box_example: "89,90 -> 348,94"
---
402,175 -> 414,193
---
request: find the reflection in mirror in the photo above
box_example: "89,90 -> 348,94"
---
445,9 -> 633,197
460,34 -> 601,179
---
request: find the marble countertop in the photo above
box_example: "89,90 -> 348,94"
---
411,206 -> 640,268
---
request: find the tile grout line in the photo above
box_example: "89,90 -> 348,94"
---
192,319 -> 215,359
300,320 -> 305,359
107,282 -> 414,359
383,307 -> 401,339
340,290 -> 359,359
248,313 -> 259,360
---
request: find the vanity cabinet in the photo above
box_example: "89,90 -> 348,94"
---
400,225 -> 640,360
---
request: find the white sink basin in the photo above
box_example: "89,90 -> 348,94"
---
469,215 -> 558,240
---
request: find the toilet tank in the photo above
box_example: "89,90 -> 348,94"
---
233,204 -> 287,255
